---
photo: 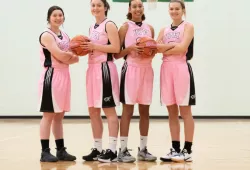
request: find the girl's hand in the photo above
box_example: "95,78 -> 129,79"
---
128,44 -> 144,55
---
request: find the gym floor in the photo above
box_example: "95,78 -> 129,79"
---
0,119 -> 249,170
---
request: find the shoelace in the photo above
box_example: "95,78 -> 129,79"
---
61,147 -> 69,156
101,149 -> 114,158
167,148 -> 176,156
91,148 -> 103,153
90,148 -> 101,157
91,148 -> 97,151
123,148 -> 132,156
181,149 -> 188,156
142,148 -> 152,155
100,150 -> 105,155
104,149 -> 112,154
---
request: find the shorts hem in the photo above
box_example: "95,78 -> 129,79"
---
166,103 -> 177,106
137,102 -> 151,106
121,101 -> 151,106
88,105 -> 117,108
121,102 -> 134,105
102,105 -> 116,108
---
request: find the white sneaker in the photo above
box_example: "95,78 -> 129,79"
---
160,148 -> 179,162
171,149 -> 192,162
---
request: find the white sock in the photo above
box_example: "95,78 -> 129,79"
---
94,138 -> 102,152
120,136 -> 128,151
140,136 -> 148,150
109,137 -> 117,153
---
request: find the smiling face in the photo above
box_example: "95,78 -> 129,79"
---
91,0 -> 107,17
129,0 -> 144,21
169,1 -> 185,21
48,9 -> 64,27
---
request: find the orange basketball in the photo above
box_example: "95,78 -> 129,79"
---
69,35 -> 90,56
136,37 -> 157,58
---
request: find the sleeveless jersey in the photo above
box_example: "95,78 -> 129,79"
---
88,18 -> 115,64
124,21 -> 153,64
162,21 -> 194,62
39,28 -> 70,69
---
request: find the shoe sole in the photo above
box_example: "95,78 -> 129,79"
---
171,158 -> 192,162
40,159 -> 58,162
137,156 -> 157,162
98,158 -> 118,163
58,158 -> 76,161
118,159 -> 136,163
160,157 -> 172,162
82,157 -> 98,161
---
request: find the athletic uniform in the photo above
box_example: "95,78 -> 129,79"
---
38,28 -> 71,113
82,19 -> 120,163
87,18 -> 120,108
118,21 -> 157,163
160,21 -> 195,106
120,21 -> 154,105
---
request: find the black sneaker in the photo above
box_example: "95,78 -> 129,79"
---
56,147 -> 76,161
82,148 -> 103,161
40,148 -> 58,162
98,149 -> 117,163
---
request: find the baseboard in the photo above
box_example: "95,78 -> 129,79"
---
0,115 -> 250,119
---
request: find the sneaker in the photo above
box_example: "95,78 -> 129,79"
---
56,147 -> 76,161
171,149 -> 192,162
98,149 -> 118,163
137,147 -> 157,162
82,148 -> 104,161
118,147 -> 136,163
40,148 -> 58,162
160,148 -> 179,162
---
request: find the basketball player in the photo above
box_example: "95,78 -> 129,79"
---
114,0 -> 157,163
81,0 -> 120,163
38,6 -> 78,162
156,0 -> 195,162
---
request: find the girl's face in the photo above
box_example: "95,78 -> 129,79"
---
129,0 -> 144,21
91,0 -> 106,18
169,2 -> 184,21
49,10 -> 64,27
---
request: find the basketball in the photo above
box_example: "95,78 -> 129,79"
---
69,35 -> 90,56
136,37 -> 157,58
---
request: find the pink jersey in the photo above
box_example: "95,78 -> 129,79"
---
124,21 -> 152,64
39,28 -> 70,69
162,21 -> 189,62
88,18 -> 114,64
